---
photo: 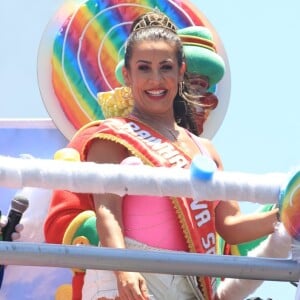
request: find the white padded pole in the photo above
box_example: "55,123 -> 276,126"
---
0,156 -> 288,204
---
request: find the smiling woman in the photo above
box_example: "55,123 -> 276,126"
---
43,9 -> 281,300
1,0 -> 298,299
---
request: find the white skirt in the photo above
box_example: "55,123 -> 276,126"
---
82,238 -> 204,300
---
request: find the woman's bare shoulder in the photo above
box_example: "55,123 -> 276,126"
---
87,138 -> 129,164
197,136 -> 212,147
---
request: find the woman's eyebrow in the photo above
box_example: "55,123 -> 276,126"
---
135,59 -> 173,65
136,60 -> 151,64
160,59 -> 173,64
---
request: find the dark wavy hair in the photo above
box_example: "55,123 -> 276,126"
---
173,93 -> 199,135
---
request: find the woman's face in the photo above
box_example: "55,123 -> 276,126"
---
123,40 -> 185,116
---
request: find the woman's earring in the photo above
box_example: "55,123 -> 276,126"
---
178,81 -> 185,98
178,81 -> 190,102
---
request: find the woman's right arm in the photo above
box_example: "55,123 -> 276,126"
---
87,138 -> 150,300
86,138 -> 128,247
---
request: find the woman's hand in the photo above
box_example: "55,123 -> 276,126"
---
116,271 -> 150,300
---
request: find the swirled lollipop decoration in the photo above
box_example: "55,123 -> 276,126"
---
38,0 -> 231,140
279,170 -> 300,241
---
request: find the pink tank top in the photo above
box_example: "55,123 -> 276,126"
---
122,133 -> 209,251
123,194 -> 188,251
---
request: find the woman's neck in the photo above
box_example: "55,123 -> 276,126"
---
130,108 -> 175,127
129,109 -> 180,141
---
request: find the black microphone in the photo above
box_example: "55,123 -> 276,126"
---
2,195 -> 29,241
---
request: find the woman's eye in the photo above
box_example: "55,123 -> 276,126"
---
161,65 -> 173,71
138,65 -> 150,72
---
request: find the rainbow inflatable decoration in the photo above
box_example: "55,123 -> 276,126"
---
279,170 -> 300,241
38,0 -> 231,140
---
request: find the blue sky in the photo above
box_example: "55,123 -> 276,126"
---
1,0 -> 300,299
